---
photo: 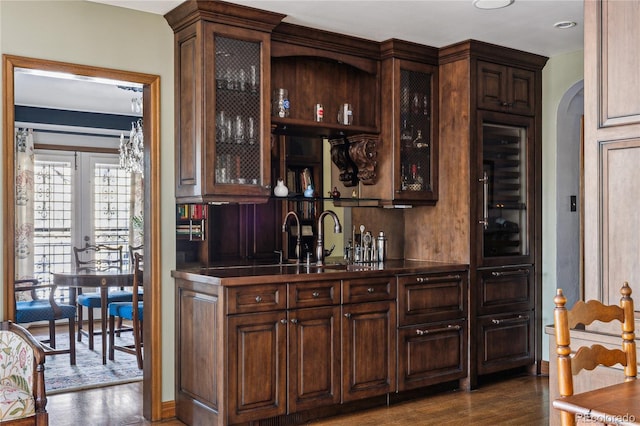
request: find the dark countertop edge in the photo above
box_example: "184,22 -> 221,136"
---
171,260 -> 469,286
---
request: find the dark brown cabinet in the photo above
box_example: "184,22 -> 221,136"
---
477,60 -> 536,116
438,40 -> 546,388
287,280 -> 341,412
475,266 -> 534,375
228,311 -> 287,423
360,39 -> 439,206
341,300 -> 396,402
166,2 -> 284,203
397,271 -> 467,391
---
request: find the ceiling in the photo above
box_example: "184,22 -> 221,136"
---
15,0 -> 584,126
91,0 -> 584,57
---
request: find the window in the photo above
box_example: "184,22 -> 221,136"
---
33,150 -> 132,302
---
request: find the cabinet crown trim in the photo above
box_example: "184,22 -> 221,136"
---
165,0 -> 285,32
438,39 -> 548,69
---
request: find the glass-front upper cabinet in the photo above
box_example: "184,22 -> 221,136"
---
398,66 -> 434,198
478,112 -> 534,266
213,36 -> 263,189
361,41 -> 438,206
170,7 -> 279,203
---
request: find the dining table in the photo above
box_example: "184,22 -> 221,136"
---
52,269 -> 134,365
553,379 -> 640,425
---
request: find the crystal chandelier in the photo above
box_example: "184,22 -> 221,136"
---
120,119 -> 143,174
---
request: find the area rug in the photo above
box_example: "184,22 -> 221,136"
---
42,331 -> 142,395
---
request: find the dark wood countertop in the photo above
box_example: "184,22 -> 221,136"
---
172,258 -> 469,286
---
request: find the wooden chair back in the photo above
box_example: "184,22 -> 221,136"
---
554,282 -> 637,426
73,243 -> 123,272
128,244 -> 143,271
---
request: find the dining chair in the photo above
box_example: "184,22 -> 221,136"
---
553,282 -> 637,426
108,252 -> 143,369
73,243 -> 133,351
14,278 -> 76,365
0,320 -> 48,426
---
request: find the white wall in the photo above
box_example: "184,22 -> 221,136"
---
0,0 -> 176,401
541,49 -> 584,361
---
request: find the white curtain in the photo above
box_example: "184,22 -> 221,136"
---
15,128 -> 35,281
129,172 -> 144,248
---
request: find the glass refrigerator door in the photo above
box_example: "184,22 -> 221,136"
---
480,121 -> 529,260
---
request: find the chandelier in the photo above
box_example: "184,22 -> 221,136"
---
120,119 -> 143,174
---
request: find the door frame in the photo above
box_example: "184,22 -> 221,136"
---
2,54 -> 162,421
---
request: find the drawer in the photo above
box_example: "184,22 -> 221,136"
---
342,276 -> 395,304
476,310 -> 534,375
397,319 -> 466,391
288,280 -> 341,309
226,284 -> 286,314
477,266 -> 533,315
397,272 -> 467,326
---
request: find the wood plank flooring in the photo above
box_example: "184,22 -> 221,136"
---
46,373 -> 549,425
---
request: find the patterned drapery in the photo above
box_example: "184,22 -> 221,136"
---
129,172 -> 144,247
15,129 -> 35,281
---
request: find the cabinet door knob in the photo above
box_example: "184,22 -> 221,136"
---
344,313 -> 351,318
280,318 -> 287,324
312,291 -> 320,298
255,296 -> 263,303
367,287 -> 375,293
290,318 -> 298,324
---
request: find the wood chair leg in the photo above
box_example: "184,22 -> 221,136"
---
68,316 -> 76,366
108,314 -> 116,361
87,308 -> 94,350
48,320 -> 56,348
77,304 -> 83,342
134,319 -> 143,369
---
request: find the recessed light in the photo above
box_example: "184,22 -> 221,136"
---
554,21 -> 577,29
473,0 -> 515,10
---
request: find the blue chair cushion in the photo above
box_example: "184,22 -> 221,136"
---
108,302 -> 143,321
16,300 -> 76,324
77,290 -> 133,308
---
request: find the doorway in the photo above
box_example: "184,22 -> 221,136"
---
555,80 -> 584,307
2,55 -> 162,421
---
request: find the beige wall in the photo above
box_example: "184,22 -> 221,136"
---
0,0 -> 176,401
541,49 -> 584,361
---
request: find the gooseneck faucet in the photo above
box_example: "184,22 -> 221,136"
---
316,210 -> 342,266
282,211 -> 302,263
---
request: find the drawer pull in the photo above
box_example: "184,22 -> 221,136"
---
415,324 -> 461,335
416,274 -> 461,283
312,291 -> 320,298
367,287 -> 375,293
290,318 -> 298,324
344,313 -> 352,319
491,315 -> 529,325
280,319 -> 287,324
255,296 -> 263,303
491,269 -> 529,277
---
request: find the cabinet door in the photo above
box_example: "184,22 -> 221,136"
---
395,60 -> 438,203
207,26 -> 272,199
477,60 -> 535,116
288,306 -> 341,412
476,310 -> 534,375
341,301 -> 396,402
397,319 -> 466,391
227,311 -> 287,423
476,111 -> 535,267
397,271 -> 466,326
477,266 -> 533,316
175,22 -> 272,202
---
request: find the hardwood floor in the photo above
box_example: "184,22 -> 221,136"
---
46,373 -> 549,425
